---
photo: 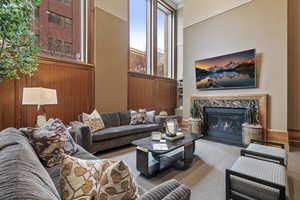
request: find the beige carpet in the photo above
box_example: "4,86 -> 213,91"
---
96,139 -> 300,200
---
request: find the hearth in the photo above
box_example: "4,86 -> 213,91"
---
203,107 -> 246,146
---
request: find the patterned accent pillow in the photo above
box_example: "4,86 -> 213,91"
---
130,110 -> 147,125
42,119 -> 78,154
26,128 -> 68,167
99,160 -> 139,200
25,119 -> 78,167
145,110 -> 156,123
82,110 -> 105,133
60,155 -> 139,200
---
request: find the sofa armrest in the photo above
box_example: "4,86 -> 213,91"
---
241,149 -> 285,166
70,121 -> 93,152
250,139 -> 285,149
140,179 -> 191,200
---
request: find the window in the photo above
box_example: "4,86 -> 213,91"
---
129,0 -> 176,78
64,41 -> 72,55
129,0 -> 149,74
32,0 -> 88,62
48,12 -> 62,25
64,0 -> 72,6
157,3 -> 173,78
64,18 -> 72,30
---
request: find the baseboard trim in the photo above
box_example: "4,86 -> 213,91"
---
267,129 -> 289,151
288,129 -> 300,148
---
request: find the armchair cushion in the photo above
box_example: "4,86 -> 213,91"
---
230,156 -> 288,200
140,179 -> 191,200
246,143 -> 287,165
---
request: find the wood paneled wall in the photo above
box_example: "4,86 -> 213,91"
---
0,57 -> 95,130
128,72 -> 177,114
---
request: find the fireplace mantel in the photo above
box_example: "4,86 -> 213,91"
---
191,94 -> 268,141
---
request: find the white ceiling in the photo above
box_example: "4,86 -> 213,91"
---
169,0 -> 184,8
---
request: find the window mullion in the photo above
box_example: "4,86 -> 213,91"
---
152,0 -> 158,76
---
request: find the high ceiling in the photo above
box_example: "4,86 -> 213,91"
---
169,0 -> 184,8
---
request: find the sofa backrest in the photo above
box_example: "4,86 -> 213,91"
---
100,112 -> 121,127
0,128 -> 61,200
119,111 -> 131,125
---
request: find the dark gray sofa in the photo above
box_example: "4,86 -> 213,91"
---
72,111 -> 163,153
0,128 -> 191,200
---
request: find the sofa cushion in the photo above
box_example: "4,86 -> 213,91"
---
100,112 -> 121,128
119,111 -> 131,125
0,128 -> 61,200
93,124 -> 161,142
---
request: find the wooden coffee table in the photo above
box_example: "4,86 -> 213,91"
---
132,133 -> 203,177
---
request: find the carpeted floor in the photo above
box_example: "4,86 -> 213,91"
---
96,139 -> 300,200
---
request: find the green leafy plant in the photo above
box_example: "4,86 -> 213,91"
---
245,102 -> 259,125
190,101 -> 201,119
0,0 -> 40,82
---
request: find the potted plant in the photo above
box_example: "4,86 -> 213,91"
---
242,102 -> 263,146
189,102 -> 202,134
0,0 -> 40,83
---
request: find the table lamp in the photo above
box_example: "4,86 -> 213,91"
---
22,87 -> 57,127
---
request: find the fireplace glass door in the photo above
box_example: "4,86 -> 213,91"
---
203,107 -> 246,146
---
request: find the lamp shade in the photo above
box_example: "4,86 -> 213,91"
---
22,87 -> 57,105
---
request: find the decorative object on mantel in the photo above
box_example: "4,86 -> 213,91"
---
189,101 -> 202,134
22,87 -> 57,127
242,101 -> 262,146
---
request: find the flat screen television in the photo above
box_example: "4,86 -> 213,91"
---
195,49 -> 256,90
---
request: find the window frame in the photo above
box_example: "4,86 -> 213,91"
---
128,0 -> 177,80
35,0 -> 95,65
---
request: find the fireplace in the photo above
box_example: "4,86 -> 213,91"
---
203,107 -> 246,146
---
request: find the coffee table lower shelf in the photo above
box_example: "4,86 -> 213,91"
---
136,141 -> 195,177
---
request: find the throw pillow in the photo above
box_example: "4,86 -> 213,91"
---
99,160 -> 139,200
82,110 -> 105,133
145,110 -> 156,123
42,119 -> 78,154
130,110 -> 147,125
25,128 -> 68,168
60,155 -> 139,200
25,119 -> 78,167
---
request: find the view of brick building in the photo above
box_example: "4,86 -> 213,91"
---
33,0 -> 82,61
129,47 -> 166,75
129,48 -> 147,74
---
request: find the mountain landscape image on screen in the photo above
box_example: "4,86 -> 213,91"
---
195,49 -> 256,90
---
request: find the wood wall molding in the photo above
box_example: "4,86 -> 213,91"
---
267,129 -> 289,151
128,72 -> 177,114
289,129 -> 300,147
0,58 -> 95,130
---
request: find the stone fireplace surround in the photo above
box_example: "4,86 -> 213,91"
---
191,94 -> 268,141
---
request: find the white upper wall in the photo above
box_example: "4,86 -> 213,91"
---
183,0 -> 253,28
95,0 -> 128,21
